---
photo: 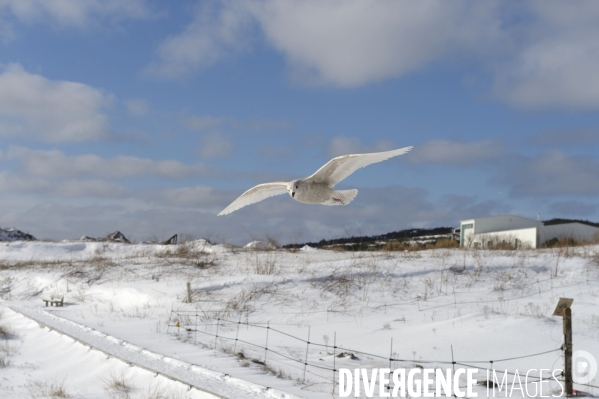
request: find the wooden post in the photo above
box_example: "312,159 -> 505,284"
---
553,298 -> 574,397
186,282 -> 192,303
564,308 -> 573,396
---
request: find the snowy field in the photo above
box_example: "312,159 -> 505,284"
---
1,240 -> 598,398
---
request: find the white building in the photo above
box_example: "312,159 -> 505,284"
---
459,215 -> 599,249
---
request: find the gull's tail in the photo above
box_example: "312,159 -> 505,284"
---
322,189 -> 358,206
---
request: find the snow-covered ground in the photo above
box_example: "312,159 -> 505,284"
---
1,240 -> 598,398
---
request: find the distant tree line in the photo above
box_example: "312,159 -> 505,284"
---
543,218 -> 599,228
284,226 -> 454,250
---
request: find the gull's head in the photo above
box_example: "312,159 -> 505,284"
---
287,180 -> 301,198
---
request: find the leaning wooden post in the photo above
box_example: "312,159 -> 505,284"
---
553,298 -> 574,397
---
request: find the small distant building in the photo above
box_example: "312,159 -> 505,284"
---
80,230 -> 131,243
459,215 -> 599,249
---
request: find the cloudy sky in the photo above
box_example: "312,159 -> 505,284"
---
1,0 -> 599,244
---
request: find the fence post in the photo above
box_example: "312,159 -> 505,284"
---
388,338 -> 393,393
264,321 -> 270,363
332,332 -> 337,395
303,326 -> 311,383
233,313 -> 241,354
564,308 -> 573,396
552,298 -> 574,397
186,282 -> 192,303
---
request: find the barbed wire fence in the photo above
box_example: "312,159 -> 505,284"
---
158,259 -> 599,397
165,308 -> 595,398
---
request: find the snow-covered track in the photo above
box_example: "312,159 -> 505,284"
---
8,304 -> 302,399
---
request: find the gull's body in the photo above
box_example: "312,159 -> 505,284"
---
218,146 -> 413,216
292,182 -> 335,204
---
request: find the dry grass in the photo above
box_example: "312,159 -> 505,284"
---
0,310 -> 19,368
137,382 -> 189,399
101,375 -> 191,399
102,370 -> 134,397
251,253 -> 278,275
222,345 -> 289,379
312,269 -> 359,298
221,283 -> 284,316
0,323 -> 13,339
382,238 -> 459,252
26,377 -> 72,398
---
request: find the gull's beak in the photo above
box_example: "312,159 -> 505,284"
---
292,192 -> 295,198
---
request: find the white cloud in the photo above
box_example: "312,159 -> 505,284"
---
0,64 -> 112,142
0,171 -> 52,194
146,1 -> 500,84
135,186 -> 229,209
126,99 -> 149,116
497,151 -> 599,196
144,1 -> 253,78
197,132 -> 233,159
0,0 -> 151,28
0,170 -> 124,198
56,179 -> 126,198
7,147 -> 212,179
491,2 -> 599,109
407,139 -> 504,166
0,180 -> 511,243
248,0 -> 500,87
328,136 -> 397,157
147,1 -> 599,110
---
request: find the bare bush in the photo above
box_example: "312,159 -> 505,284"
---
311,268 -> 359,299
221,284 -> 283,316
250,252 -> 278,275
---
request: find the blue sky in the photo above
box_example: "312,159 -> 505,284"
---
1,0 -> 599,244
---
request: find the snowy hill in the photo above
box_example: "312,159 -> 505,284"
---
0,227 -> 36,241
0,240 -> 598,398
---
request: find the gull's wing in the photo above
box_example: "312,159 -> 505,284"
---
306,146 -> 413,186
218,182 -> 288,216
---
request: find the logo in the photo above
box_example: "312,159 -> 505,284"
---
573,350 -> 597,384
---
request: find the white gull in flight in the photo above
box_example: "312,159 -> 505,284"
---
218,146 -> 413,216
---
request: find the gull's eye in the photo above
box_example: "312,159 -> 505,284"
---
295,185 -> 298,189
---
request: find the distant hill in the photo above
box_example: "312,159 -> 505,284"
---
0,228 -> 36,241
284,226 -> 456,251
543,218 -> 599,228
285,217 -> 599,251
